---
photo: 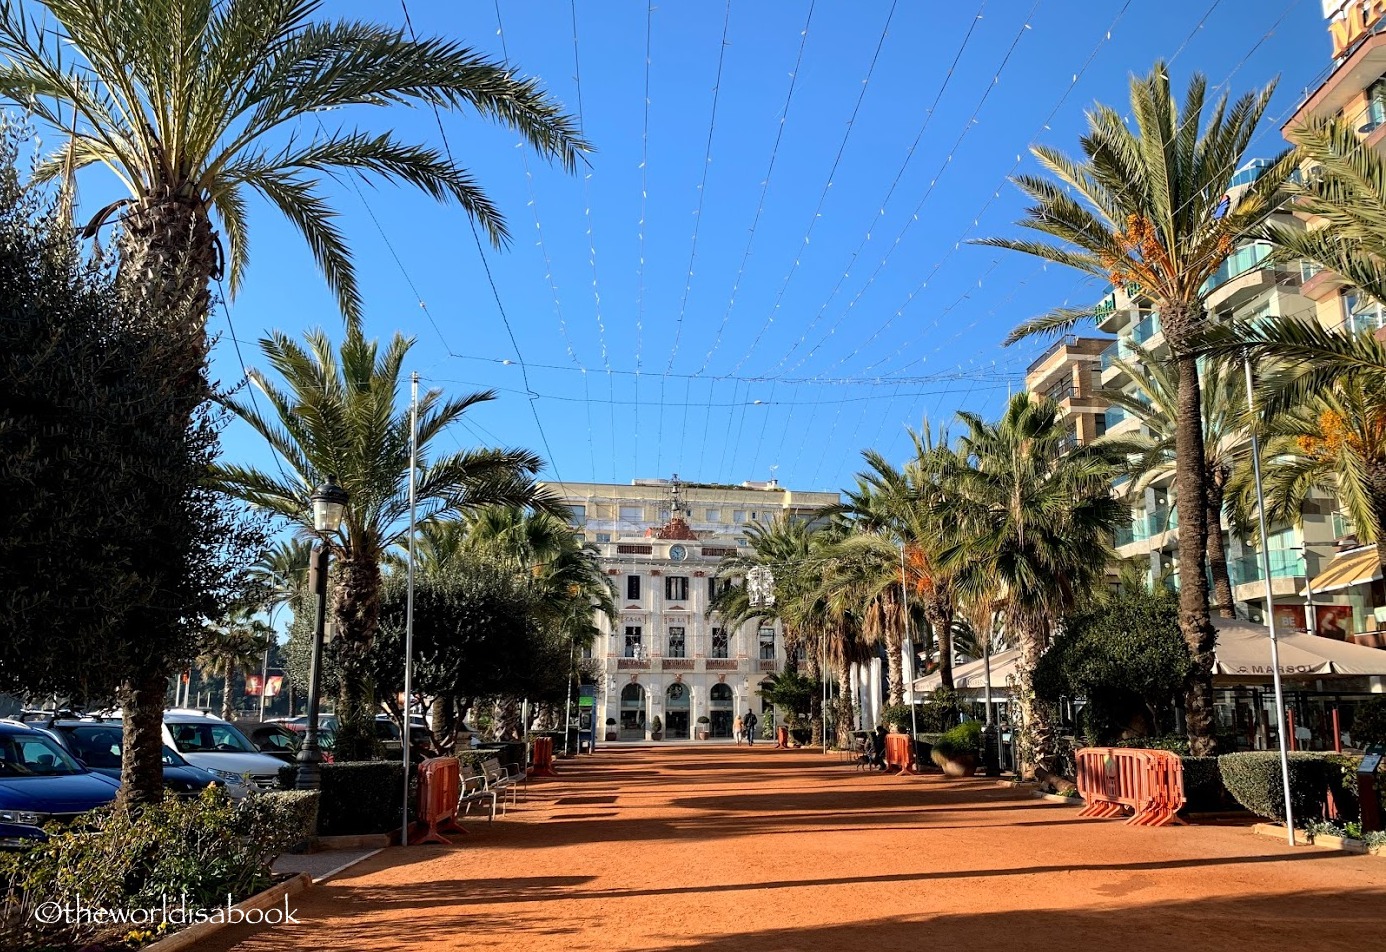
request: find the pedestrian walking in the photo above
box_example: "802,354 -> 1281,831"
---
733,714 -> 744,745
743,709 -> 759,747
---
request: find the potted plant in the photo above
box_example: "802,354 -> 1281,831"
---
696,715 -> 711,740
604,717 -> 617,742
931,721 -> 982,777
650,716 -> 664,741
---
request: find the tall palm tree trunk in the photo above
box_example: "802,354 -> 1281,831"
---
837,663 -> 855,748
222,667 -> 234,720
1013,616 -> 1063,788
118,189 -> 220,320
806,648 -> 823,749
334,557 -> 383,760
885,609 -> 905,707
1172,344 -> 1219,756
1206,478 -> 1236,619
1369,467 -> 1386,583
118,667 -> 172,808
925,598 -> 955,690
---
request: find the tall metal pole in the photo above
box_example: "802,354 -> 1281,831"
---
1244,351 -> 1296,845
402,372 -> 418,846
295,544 -> 330,790
821,628 -> 828,755
900,541 -> 918,739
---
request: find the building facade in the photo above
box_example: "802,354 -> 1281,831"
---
542,476 -> 840,740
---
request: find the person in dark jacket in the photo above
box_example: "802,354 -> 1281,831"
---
743,709 -> 759,747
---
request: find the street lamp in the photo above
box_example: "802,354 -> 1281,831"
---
296,475 -> 348,791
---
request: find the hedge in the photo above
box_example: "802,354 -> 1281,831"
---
1218,752 -> 1332,822
1180,757 -> 1228,812
318,761 -> 406,836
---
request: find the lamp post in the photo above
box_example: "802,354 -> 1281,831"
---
296,475 -> 348,791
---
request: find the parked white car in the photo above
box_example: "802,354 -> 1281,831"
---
161,710 -> 285,792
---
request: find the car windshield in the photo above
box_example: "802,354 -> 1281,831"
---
62,726 -> 125,769
168,721 -> 257,754
0,732 -> 85,776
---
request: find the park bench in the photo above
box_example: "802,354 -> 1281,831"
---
482,757 -> 522,813
458,763 -> 497,823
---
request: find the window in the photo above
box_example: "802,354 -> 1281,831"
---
667,626 -> 686,658
1368,74 -> 1386,130
658,508 -> 670,522
595,532 -> 611,543
758,626 -> 775,661
1093,413 -> 1108,438
619,505 -> 642,523
711,627 -> 728,659
626,575 -> 641,600
581,644 -> 593,660
705,508 -> 721,522
707,576 -> 731,601
570,505 -> 587,524
732,510 -> 747,523
665,576 -> 689,601
623,626 -> 643,659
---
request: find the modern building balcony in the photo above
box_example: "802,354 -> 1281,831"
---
1099,340 -> 1136,387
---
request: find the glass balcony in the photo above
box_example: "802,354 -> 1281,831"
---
1203,242 -> 1273,294
1105,406 -> 1127,429
1114,524 -> 1135,547
1229,549 -> 1307,587
1130,313 -> 1161,344
1148,508 -> 1177,537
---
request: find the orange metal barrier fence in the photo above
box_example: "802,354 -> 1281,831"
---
1074,747 -> 1185,827
885,733 -> 918,776
531,735 -> 557,777
411,756 -> 464,845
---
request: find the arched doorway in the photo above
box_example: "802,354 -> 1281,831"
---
709,683 -> 733,738
665,681 -> 690,739
620,683 -> 646,740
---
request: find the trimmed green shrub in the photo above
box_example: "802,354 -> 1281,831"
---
1112,735 -> 1191,756
1351,696 -> 1386,747
879,703 -> 913,731
1218,752 -> 1332,823
318,761 -> 405,836
918,687 -> 961,732
1,787 -> 315,950
934,721 -> 983,759
1180,757 -> 1228,812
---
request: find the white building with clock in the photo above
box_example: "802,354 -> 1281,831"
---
540,475 -> 840,741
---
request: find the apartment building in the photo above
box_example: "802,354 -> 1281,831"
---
1275,9 -> 1386,645
1024,335 -> 1113,451
541,476 -> 840,740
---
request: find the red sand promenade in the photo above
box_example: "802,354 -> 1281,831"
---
204,745 -> 1386,952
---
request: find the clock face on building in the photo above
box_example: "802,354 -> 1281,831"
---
669,544 -> 688,561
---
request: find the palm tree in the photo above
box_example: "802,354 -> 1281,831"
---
199,608 -> 272,720
248,538 -> 313,614
978,62 -> 1288,756
0,0 -> 586,322
440,506 -> 615,740
937,394 -> 1129,787
1102,344 -> 1249,617
0,0 -> 584,803
1229,373 -> 1386,581
828,426 -> 960,692
214,321 -> 562,758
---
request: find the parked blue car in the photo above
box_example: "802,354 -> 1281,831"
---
0,721 -> 119,848
46,722 -> 226,797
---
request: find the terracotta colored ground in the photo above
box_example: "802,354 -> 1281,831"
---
204,745 -> 1385,952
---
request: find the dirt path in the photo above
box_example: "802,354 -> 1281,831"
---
204,745 -> 1385,952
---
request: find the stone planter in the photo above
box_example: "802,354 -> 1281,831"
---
604,732 -> 618,742
696,729 -> 710,740
932,749 -> 978,777
650,732 -> 663,741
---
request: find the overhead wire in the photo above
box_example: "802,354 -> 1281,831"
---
660,0 -> 732,476
492,0 -> 597,479
726,0 -> 901,377
400,0 -> 564,480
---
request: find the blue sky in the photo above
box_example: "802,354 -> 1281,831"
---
183,0 -> 1332,494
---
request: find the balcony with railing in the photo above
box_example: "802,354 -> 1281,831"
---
1229,549 -> 1307,588
1202,242 -> 1273,296
1130,312 -> 1162,345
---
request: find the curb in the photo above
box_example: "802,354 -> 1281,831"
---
141,872 -> 311,952
1251,822 -> 1382,855
312,847 -> 385,884
312,832 -> 397,851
